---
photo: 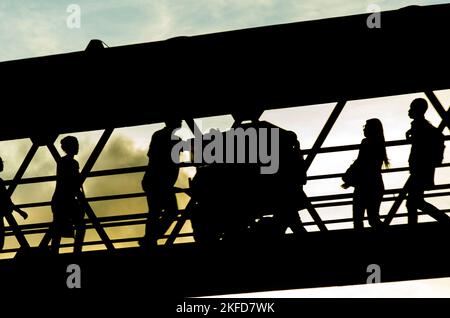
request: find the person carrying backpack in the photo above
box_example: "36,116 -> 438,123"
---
405,98 -> 449,225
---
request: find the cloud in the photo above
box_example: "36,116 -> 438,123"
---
3,0 -> 450,61
93,134 -> 148,170
0,3 -> 65,61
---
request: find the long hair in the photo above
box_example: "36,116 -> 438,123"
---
365,118 -> 390,167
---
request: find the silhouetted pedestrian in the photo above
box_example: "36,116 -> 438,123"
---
232,112 -> 307,237
405,98 -> 449,224
50,136 -> 86,254
342,118 -> 389,230
140,120 -> 182,247
274,129 -> 308,235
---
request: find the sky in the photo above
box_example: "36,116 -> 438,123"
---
1,0 -> 450,296
1,0 -> 450,62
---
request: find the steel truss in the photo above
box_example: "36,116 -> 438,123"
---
1,91 -> 449,258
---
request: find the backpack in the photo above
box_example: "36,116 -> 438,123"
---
429,125 -> 445,166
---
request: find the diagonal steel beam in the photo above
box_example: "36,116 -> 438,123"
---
185,118 -> 203,137
165,205 -> 192,245
425,91 -> 450,131
82,201 -> 115,250
165,215 -> 187,245
384,91 -> 449,225
301,195 -> 328,231
80,128 -> 114,182
79,128 -> 115,251
300,189 -> 328,232
301,101 -> 347,232
7,143 -> 39,196
47,143 -> 61,161
438,111 -> 450,131
438,113 -> 450,131
3,214 -> 30,250
304,101 -> 347,170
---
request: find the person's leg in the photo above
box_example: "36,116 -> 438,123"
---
50,203 -> 62,254
73,226 -> 86,254
0,217 -> 5,251
73,210 -> 86,254
406,181 -> 420,225
143,194 -> 151,239
141,192 -> 162,246
278,202 -> 306,235
353,190 -> 365,230
156,190 -> 179,240
273,187 -> 305,236
288,210 -> 307,234
367,191 -> 384,229
50,226 -> 61,255
141,194 -> 156,245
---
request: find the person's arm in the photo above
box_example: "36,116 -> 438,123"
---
406,128 -> 412,140
73,160 -> 86,201
286,131 -> 307,186
77,181 -> 87,201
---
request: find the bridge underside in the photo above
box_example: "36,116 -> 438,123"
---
1,222 -> 448,295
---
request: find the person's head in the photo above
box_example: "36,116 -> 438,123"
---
364,118 -> 384,139
0,157 -> 3,173
165,119 -> 182,130
408,98 -> 428,120
61,136 -> 79,156
364,118 -> 389,167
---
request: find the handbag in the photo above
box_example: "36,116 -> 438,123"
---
342,161 -> 359,187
